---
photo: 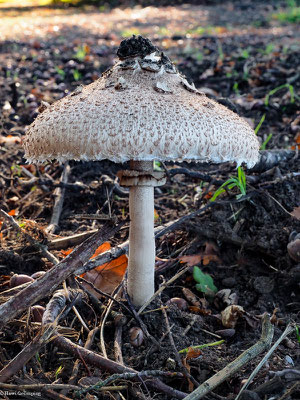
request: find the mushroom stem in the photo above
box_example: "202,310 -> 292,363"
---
127,160 -> 155,307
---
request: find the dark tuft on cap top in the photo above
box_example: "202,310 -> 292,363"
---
117,35 -> 158,60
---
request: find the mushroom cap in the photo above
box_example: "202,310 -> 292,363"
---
23,36 -> 260,168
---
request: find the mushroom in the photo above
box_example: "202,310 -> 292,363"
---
23,35 -> 259,307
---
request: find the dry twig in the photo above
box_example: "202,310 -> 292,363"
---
54,334 -> 187,399
183,314 -> 274,400
0,222 -> 124,330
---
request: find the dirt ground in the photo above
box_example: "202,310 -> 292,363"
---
0,1 -> 299,399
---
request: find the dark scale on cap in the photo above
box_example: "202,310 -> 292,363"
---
117,35 -> 158,60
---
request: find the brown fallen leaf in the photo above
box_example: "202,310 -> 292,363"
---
182,355 -> 194,392
186,347 -> 202,360
61,241 -> 111,258
82,254 -> 128,296
179,241 -> 221,266
61,241 -> 127,295
179,254 -> 220,266
188,305 -> 211,316
214,289 -> 238,310
221,305 -> 244,328
91,241 -> 111,258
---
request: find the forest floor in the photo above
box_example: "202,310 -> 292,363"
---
0,1 -> 300,399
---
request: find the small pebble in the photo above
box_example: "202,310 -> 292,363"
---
287,238 -> 300,262
222,277 -> 236,288
215,328 -> 236,338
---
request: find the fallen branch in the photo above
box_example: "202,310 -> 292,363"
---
251,149 -> 297,172
0,222 -> 124,330
0,382 -> 127,393
78,370 -> 184,397
54,334 -> 187,399
236,322 -> 296,400
168,167 -> 224,185
48,229 -> 98,250
183,314 -> 274,400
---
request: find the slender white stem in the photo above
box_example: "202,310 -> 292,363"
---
127,161 -> 155,307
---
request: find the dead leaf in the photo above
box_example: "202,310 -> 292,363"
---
214,289 -> 238,310
61,241 -> 111,258
179,241 -> 221,267
91,242 -> 111,258
182,287 -> 201,307
221,305 -> 244,328
180,254 -> 220,266
188,306 -> 211,316
61,248 -> 73,257
186,347 -> 202,360
82,254 -> 128,296
182,355 -> 194,392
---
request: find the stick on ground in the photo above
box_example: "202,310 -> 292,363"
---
183,314 -> 274,400
0,222 -> 124,330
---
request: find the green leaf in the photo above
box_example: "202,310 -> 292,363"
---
179,339 -> 225,353
210,185 -> 229,202
295,326 -> 300,344
193,266 -> 217,295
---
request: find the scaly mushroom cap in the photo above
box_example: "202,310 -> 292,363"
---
23,36 -> 260,167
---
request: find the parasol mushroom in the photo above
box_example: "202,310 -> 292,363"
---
23,35 -> 260,307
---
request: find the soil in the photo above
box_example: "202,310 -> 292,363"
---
0,1 -> 299,399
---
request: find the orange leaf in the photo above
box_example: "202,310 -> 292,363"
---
186,347 -> 202,360
292,132 -> 300,149
91,242 -> 111,258
182,354 -> 194,392
179,241 -> 221,266
61,241 -> 111,258
61,248 -> 73,257
95,254 -> 128,274
179,253 -> 220,267
82,254 -> 128,296
188,306 -> 211,315
8,209 -> 16,216
204,191 -> 213,200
